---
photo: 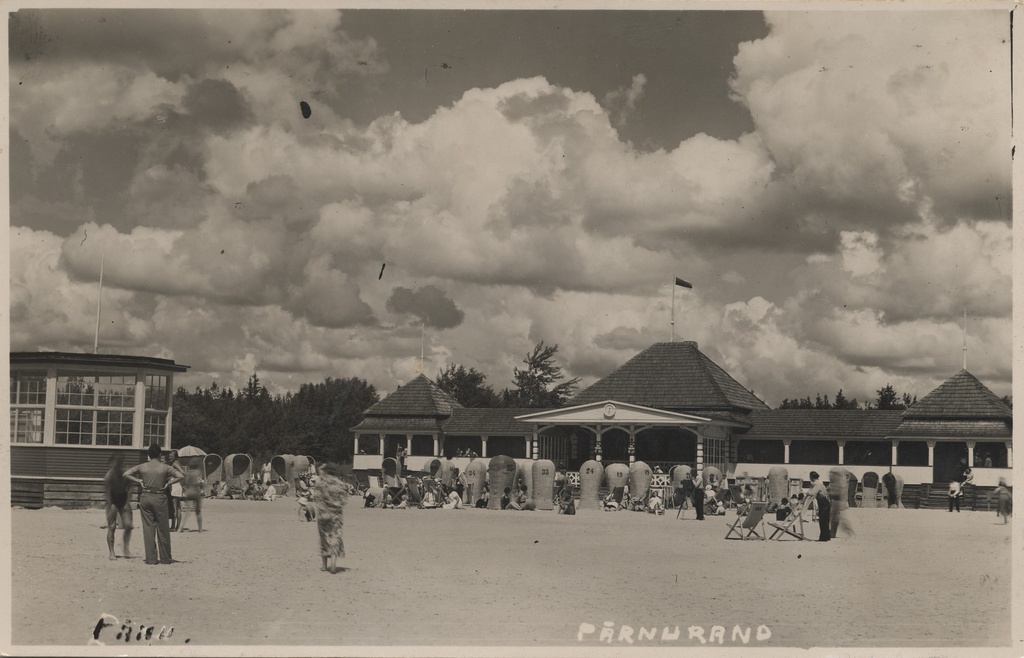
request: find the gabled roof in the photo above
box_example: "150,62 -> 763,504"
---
740,410 -> 904,439
350,416 -> 448,433
570,342 -> 769,413
903,370 -> 1012,420
362,374 -> 462,418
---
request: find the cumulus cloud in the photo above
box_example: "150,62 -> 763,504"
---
8,9 -> 1011,405
603,73 -> 647,128
386,285 -> 464,329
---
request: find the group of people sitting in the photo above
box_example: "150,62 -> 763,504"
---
600,486 -> 671,514
368,477 -> 465,510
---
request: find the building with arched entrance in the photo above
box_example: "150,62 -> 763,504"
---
351,341 -> 1011,490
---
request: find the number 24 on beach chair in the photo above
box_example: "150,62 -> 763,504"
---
725,501 -> 768,541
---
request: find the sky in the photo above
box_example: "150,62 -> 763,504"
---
7,7 -> 1013,407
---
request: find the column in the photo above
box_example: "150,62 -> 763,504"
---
966,441 -> 976,467
433,436 -> 440,456
406,434 -> 413,452
595,426 -> 603,462
837,441 -> 845,465
43,367 -> 57,445
532,432 -> 539,460
481,436 -> 488,458
133,372 -> 146,448
628,426 -> 636,464
891,440 -> 898,466
163,374 -> 174,449
354,433 -> 361,459
783,439 -> 791,464
524,436 -> 531,459
927,440 -> 936,467
1005,441 -> 1012,468
695,428 -> 704,475
378,434 -> 385,456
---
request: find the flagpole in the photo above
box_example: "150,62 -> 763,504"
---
93,255 -> 104,354
962,308 -> 967,370
670,281 -> 676,342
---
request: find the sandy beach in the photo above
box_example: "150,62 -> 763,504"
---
9,497 -> 1011,651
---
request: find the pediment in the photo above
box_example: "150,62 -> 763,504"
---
514,400 -> 710,426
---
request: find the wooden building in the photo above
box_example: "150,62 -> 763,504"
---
10,351 -> 189,508
351,341 -> 1012,489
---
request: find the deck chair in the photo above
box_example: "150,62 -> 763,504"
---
725,501 -> 768,541
604,486 -> 625,510
768,499 -> 808,541
405,477 -> 423,505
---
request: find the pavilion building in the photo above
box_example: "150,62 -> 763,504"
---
9,351 -> 189,508
351,341 -> 1012,489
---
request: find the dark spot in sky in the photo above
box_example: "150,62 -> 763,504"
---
378,263 -> 386,279
358,60 -> 368,66
797,554 -> 801,559
220,249 -> 225,254
300,101 -> 312,119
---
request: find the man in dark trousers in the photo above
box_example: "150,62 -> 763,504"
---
807,471 -> 831,541
691,468 -> 705,520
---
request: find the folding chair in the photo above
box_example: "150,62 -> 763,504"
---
768,499 -> 808,541
725,501 -> 768,541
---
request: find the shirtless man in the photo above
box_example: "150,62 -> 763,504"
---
104,455 -> 134,560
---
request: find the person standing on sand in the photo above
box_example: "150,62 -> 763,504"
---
691,468 -> 705,521
124,444 -> 184,565
104,454 -> 134,560
306,462 -> 351,574
994,478 -> 1012,524
807,471 -> 831,542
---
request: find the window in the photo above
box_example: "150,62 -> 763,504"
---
56,409 -> 95,445
10,371 -> 46,404
973,441 -> 1008,468
96,410 -> 134,446
146,375 -> 169,410
11,409 -> 44,443
144,413 -> 167,447
11,370 -> 46,443
57,373 -> 134,407
55,371 -> 137,445
703,435 -> 728,470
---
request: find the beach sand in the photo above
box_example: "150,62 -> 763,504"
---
10,497 -> 1011,649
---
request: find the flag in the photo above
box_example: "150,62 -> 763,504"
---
674,277 -> 692,289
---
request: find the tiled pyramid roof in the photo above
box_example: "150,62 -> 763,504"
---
902,370 -> 1012,420
741,410 -> 904,439
362,374 -> 462,418
571,342 -> 769,414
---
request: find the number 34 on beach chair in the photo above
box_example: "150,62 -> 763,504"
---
725,501 -> 768,541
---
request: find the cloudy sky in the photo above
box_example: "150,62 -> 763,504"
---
8,7 -> 1013,406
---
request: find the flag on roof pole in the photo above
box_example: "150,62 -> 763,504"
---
671,276 -> 691,342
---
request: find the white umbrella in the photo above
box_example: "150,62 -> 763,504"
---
176,445 -> 206,457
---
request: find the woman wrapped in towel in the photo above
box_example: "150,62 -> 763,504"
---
300,462 -> 352,574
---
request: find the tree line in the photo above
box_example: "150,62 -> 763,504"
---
170,342 -> 580,463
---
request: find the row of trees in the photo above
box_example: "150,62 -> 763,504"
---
435,341 -> 580,408
170,342 -> 580,463
778,385 -> 916,410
